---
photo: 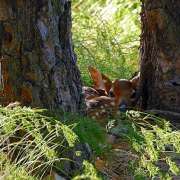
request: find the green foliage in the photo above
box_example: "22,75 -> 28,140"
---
108,111 -> 180,179
0,107 -> 179,179
73,160 -> 101,180
0,153 -> 37,180
0,107 -> 108,179
72,0 -> 141,85
55,112 -> 109,156
73,118 -> 108,156
0,106 -> 78,178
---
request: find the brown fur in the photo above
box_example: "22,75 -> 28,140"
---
84,67 -> 140,121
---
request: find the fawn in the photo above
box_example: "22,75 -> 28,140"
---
83,66 -> 140,121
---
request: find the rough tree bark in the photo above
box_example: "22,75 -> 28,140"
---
140,0 -> 180,113
0,0 -> 84,112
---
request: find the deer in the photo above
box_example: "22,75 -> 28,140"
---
82,66 -> 140,122
82,67 -> 141,178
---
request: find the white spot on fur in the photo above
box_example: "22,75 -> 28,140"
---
102,109 -> 106,113
116,111 -> 121,115
111,102 -> 115,106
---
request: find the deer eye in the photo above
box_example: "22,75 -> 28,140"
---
109,90 -> 115,97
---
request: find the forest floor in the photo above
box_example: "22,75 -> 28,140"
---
0,105 -> 179,179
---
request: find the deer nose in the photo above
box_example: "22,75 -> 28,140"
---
109,90 -> 115,97
119,100 -> 127,112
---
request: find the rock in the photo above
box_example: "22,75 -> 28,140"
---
56,143 -> 92,178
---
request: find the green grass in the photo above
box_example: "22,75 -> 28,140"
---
72,0 -> 141,85
73,160 -> 101,180
0,106 -> 179,179
0,106 -> 78,178
0,153 -> 37,180
107,111 -> 180,179
39,110 -> 109,156
0,106 -> 107,179
60,113 -> 108,156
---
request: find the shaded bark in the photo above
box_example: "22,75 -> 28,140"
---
0,0 -> 84,112
140,0 -> 180,113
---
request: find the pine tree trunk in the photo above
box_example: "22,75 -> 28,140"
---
140,0 -> 180,113
0,0 -> 84,112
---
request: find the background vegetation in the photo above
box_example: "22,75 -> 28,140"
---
72,0 -> 141,85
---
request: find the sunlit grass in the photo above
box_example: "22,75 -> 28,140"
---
0,106 -> 107,179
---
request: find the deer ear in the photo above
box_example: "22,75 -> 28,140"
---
130,72 -> 140,89
88,66 -> 112,94
101,73 -> 112,94
112,80 -> 122,105
88,66 -> 104,90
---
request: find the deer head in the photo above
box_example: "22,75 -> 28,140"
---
109,78 -> 138,108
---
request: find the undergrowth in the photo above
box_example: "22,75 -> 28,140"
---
0,106 -> 106,179
52,112 -> 108,156
0,106 -> 179,179
108,111 -> 180,179
0,153 -> 37,180
73,160 -> 101,180
0,106 -> 77,178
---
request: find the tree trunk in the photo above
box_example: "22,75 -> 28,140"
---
0,0 -> 84,112
140,0 -> 180,113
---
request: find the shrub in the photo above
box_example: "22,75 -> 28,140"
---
72,0 -> 141,85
